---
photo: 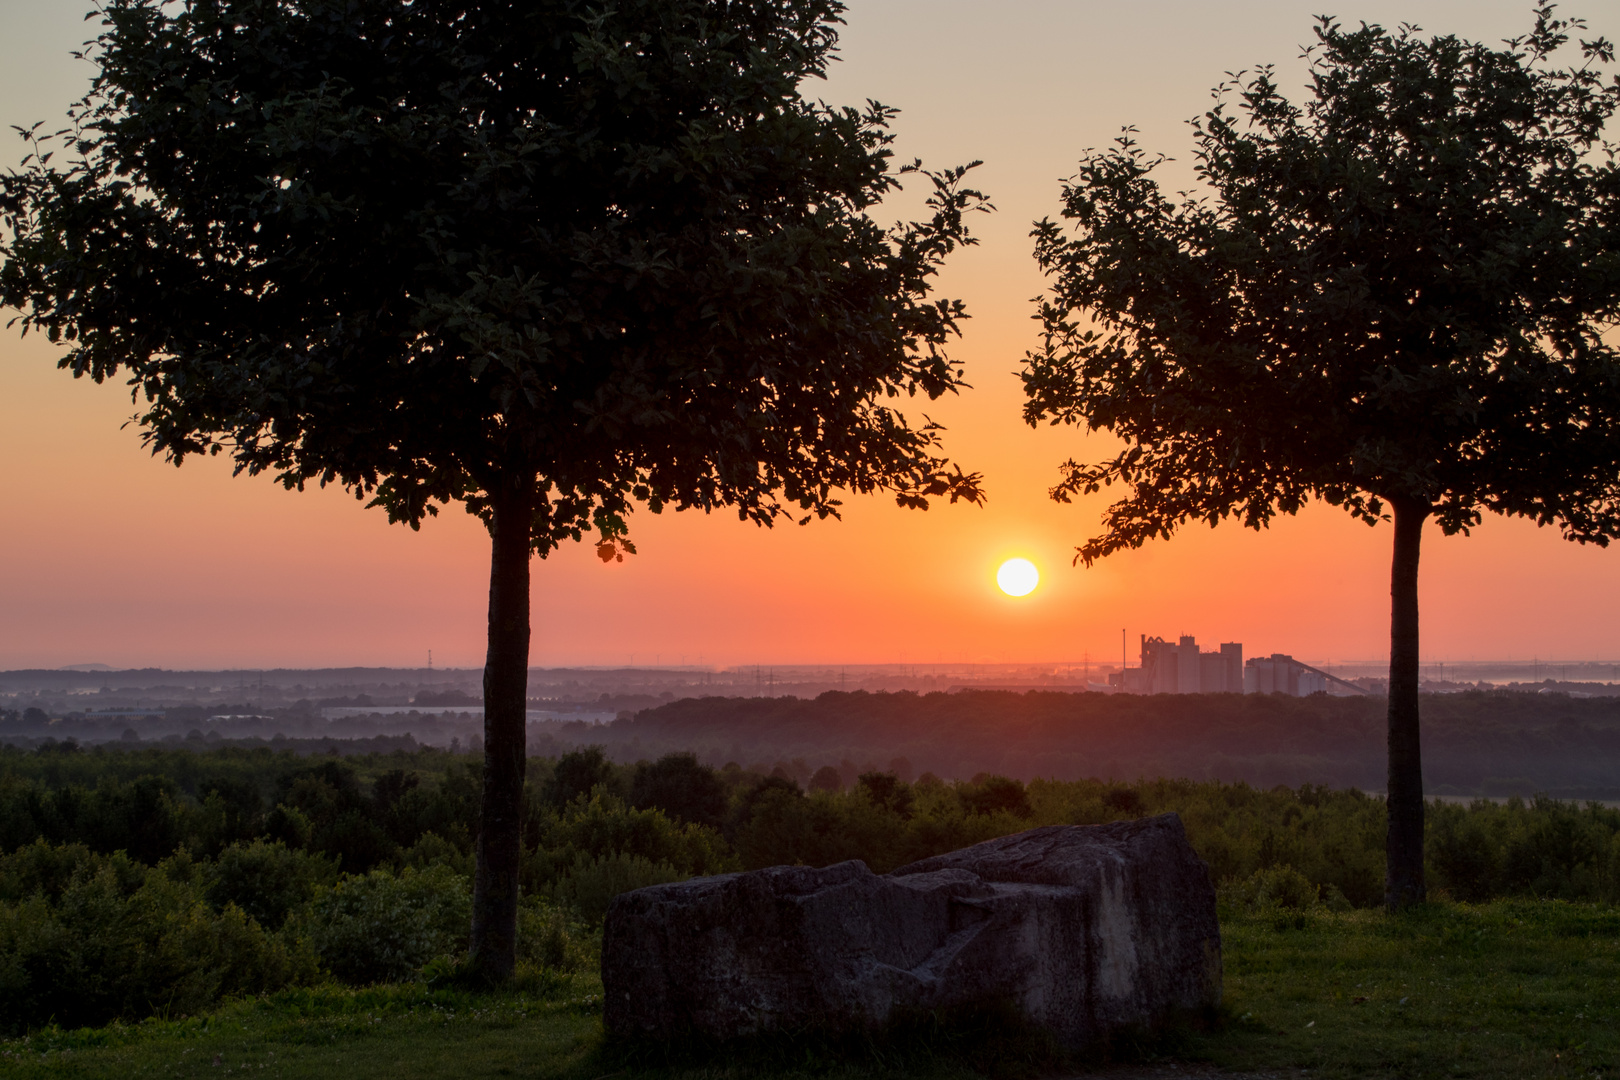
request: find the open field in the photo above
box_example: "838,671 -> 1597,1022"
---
2,899 -> 1614,1080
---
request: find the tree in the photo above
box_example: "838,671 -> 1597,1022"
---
630,752 -> 728,830
1,0 -> 986,976
543,745 -> 619,811
854,770 -> 912,818
808,764 -> 844,792
1022,5 -> 1620,908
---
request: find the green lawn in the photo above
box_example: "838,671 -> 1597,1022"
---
1188,900 -> 1620,1079
0,983 -> 606,1080
3,900 -> 1616,1080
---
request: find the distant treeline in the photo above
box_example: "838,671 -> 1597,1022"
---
574,690 -> 1620,799
9,690 -> 1618,799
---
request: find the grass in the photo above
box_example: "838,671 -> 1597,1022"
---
2,900 -> 1616,1080
0,980 -> 606,1080
1185,899 -> 1620,1079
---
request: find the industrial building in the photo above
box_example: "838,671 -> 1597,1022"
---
1110,636 -> 1368,696
1244,654 -> 1367,696
1114,635 -> 1244,694
1243,654 -> 1327,695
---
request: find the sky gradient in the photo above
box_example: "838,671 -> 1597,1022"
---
3,0 -> 1619,670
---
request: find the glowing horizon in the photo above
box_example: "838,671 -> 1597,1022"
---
4,1 -> 1619,670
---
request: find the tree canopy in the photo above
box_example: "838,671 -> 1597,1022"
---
2,0 -> 985,547
1,0 -> 987,975
1023,3 -> 1620,907
1026,5 -> 1620,556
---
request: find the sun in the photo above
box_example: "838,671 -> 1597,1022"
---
996,558 -> 1040,597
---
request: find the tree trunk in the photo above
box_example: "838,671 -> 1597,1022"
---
1385,494 -> 1429,911
468,473 -> 533,981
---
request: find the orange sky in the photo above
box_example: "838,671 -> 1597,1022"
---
4,0 -> 1620,670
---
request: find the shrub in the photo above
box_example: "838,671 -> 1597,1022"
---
1104,786 -> 1145,816
1606,833 -> 1620,904
730,783 -> 837,870
521,792 -> 734,915
631,753 -> 728,829
541,792 -> 733,879
115,872 -> 309,1018
1430,806 -> 1502,902
857,772 -> 914,819
206,839 -> 338,929
728,775 -> 803,838
551,852 -> 685,922
259,801 -> 313,849
808,765 -> 843,792
0,858 -> 309,1034
517,899 -> 592,973
399,831 -> 474,877
188,777 -> 264,854
959,775 -> 1032,818
1502,799 -> 1608,899
296,865 -> 470,985
1226,865 -> 1321,912
544,746 -> 618,809
0,839 -> 143,903
76,776 -> 185,864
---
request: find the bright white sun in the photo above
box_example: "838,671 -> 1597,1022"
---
996,558 -> 1040,597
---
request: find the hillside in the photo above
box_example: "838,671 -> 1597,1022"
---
558,690 -> 1620,799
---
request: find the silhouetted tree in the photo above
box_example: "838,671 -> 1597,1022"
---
1024,6 -> 1620,908
2,0 -> 986,975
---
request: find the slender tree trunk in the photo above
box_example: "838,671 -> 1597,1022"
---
1385,494 -> 1429,911
468,473 -> 533,981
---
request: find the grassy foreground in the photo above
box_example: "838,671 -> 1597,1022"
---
1,900 -> 1615,1080
1200,899 -> 1620,1079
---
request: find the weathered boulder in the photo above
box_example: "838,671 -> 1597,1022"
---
602,814 -> 1220,1047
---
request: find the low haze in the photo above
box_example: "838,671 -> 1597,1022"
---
3,0 -> 1618,669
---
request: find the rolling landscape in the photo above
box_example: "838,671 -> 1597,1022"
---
4,0 -> 1620,1077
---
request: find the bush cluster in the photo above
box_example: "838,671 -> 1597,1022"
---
0,842 -> 311,1031
0,745 -> 482,873
4,739 -> 1620,1035
0,836 -> 591,1034
1428,796 -> 1620,902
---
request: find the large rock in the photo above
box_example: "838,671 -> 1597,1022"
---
602,814 -> 1220,1047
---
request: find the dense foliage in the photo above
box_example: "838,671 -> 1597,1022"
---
1023,3 -> 1620,909
1025,5 -> 1620,552
0,0 -> 988,978
2,740 -> 1618,1033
